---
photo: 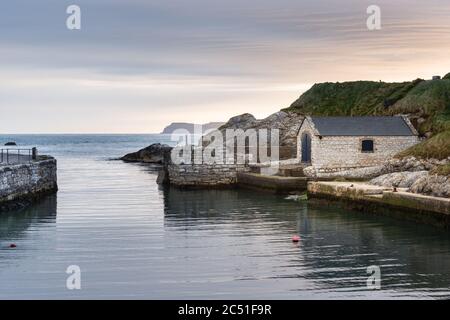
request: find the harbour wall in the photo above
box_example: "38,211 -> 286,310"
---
168,163 -> 250,187
0,157 -> 58,212
307,181 -> 450,228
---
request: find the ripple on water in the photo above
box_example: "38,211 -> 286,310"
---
0,134 -> 450,299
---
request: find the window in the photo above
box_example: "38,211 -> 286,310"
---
361,139 -> 374,152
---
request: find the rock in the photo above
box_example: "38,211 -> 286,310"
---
255,111 -> 304,150
121,143 -> 173,164
201,111 -> 304,160
161,122 -> 224,134
410,174 -> 450,198
382,156 -> 448,173
302,157 -> 450,182
285,194 -> 308,201
303,165 -> 385,180
370,171 -> 450,198
4,142 -> 17,146
370,171 -> 429,188
416,117 -> 426,125
221,113 -> 258,130
156,169 -> 169,185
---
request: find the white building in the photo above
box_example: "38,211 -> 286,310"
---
297,116 -> 420,169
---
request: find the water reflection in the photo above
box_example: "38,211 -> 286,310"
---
163,187 -> 450,298
0,132 -> 449,298
0,195 -> 57,245
0,195 -> 57,271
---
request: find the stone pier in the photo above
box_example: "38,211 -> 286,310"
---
307,181 -> 450,227
0,156 -> 58,212
167,163 -> 250,187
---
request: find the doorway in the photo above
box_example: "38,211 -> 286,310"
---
301,133 -> 311,163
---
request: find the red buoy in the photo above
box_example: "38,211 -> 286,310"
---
292,235 -> 300,243
9,244 -> 17,248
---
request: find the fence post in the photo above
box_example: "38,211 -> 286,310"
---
32,147 -> 38,160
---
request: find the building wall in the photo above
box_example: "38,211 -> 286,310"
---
297,119 -> 319,160
297,120 -> 420,168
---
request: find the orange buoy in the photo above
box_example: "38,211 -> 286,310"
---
292,235 -> 300,243
9,244 -> 17,248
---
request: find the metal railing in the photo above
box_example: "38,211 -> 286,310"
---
0,148 -> 37,165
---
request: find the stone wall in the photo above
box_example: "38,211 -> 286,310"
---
0,157 -> 58,211
297,119 -> 419,168
307,181 -> 450,227
237,172 -> 307,193
168,163 -> 250,187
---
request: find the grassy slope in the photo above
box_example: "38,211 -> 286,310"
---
287,80 -> 421,115
387,79 -> 450,133
284,76 -> 450,160
397,131 -> 450,160
431,164 -> 450,176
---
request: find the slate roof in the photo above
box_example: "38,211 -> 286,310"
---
308,116 -> 417,136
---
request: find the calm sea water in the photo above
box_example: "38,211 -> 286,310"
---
0,134 -> 449,299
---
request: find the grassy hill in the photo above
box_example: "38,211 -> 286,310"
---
284,75 -> 450,137
396,131 -> 450,160
283,74 -> 450,162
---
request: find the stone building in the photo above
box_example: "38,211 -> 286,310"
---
297,116 -> 420,169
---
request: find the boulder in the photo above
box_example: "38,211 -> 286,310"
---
201,111 -> 304,160
4,142 -> 17,146
370,171 -> 429,188
303,165 -> 385,180
370,171 -> 450,198
409,174 -> 450,198
382,156 -> 448,173
121,143 -> 172,164
221,113 -> 258,130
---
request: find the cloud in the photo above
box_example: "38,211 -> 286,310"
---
1,0 -> 450,132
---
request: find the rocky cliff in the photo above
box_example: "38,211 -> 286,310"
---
161,122 -> 224,134
201,111 -> 304,159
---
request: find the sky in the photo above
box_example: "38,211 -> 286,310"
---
1,0 -> 450,133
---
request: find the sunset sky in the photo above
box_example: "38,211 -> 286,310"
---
1,0 -> 450,133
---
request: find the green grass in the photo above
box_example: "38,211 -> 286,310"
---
284,80 -> 418,116
387,79 -> 450,134
396,131 -> 450,160
430,163 -> 450,176
283,75 -> 450,136
282,74 -> 450,161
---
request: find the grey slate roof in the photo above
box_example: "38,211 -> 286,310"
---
309,116 -> 416,136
